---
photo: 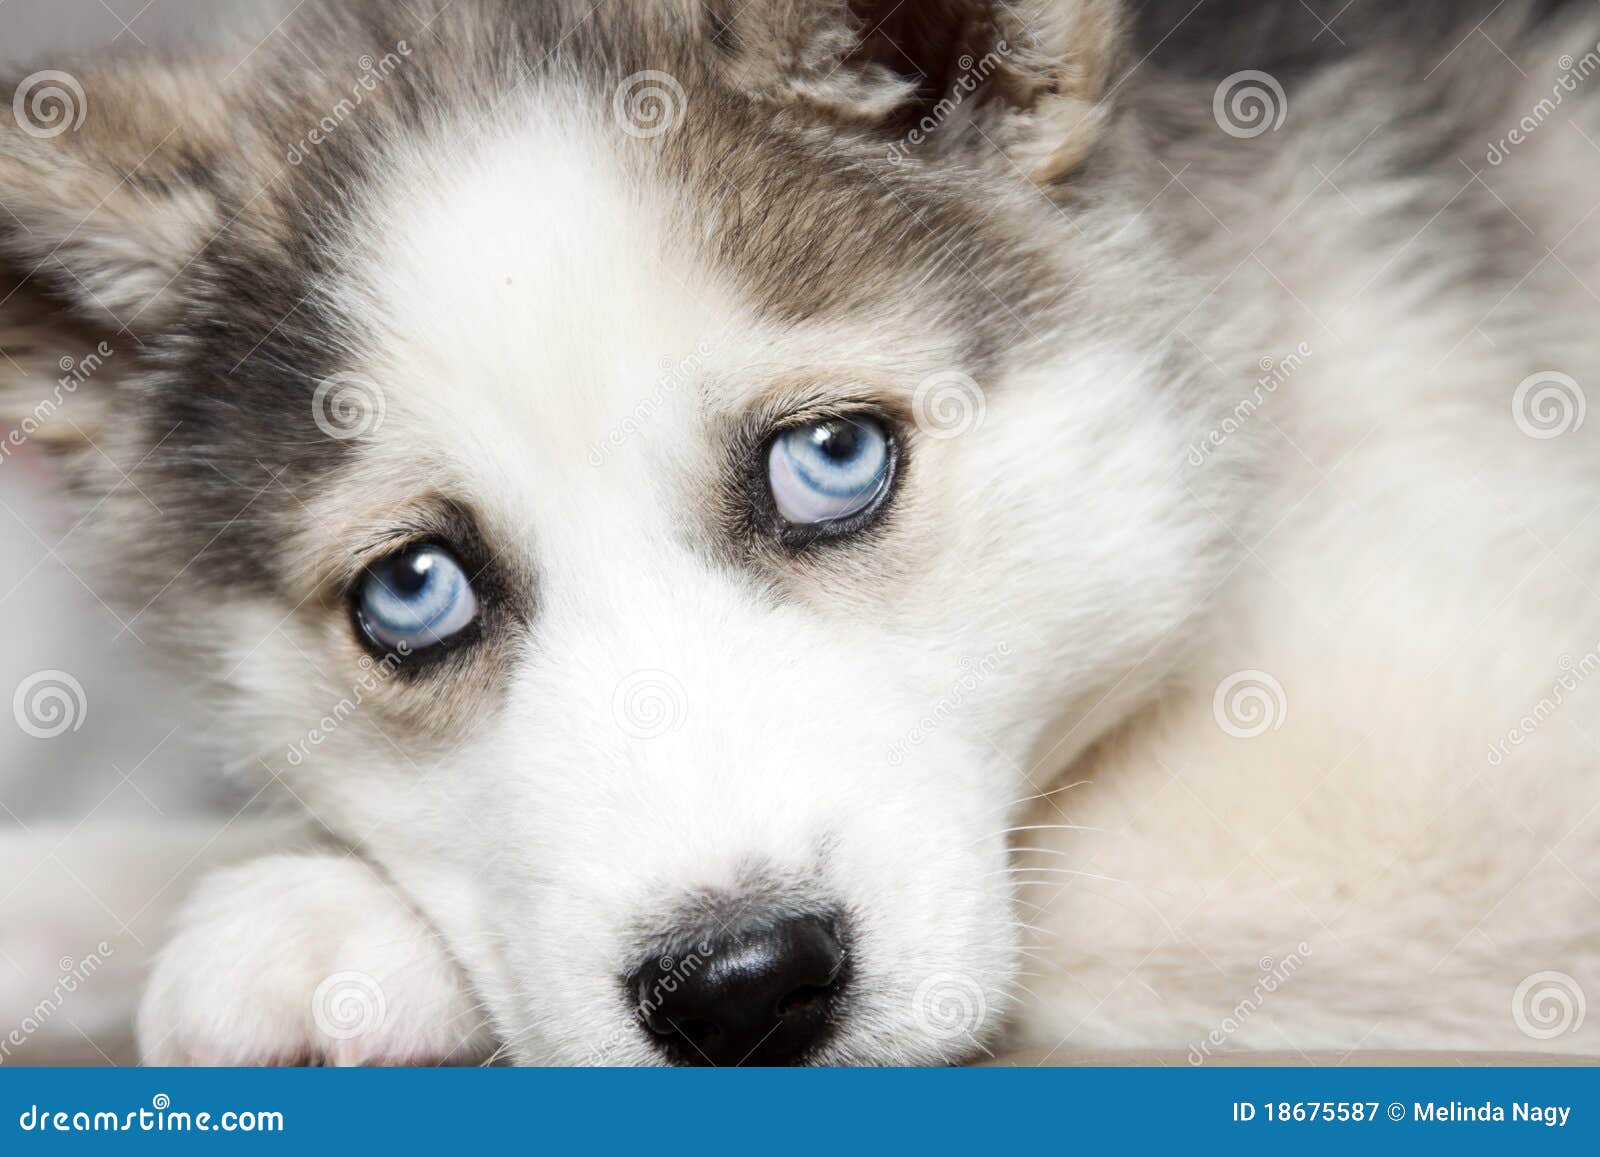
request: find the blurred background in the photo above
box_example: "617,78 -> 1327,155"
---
2,0 -> 294,1064
1,0 -> 271,68
2,0 -> 290,820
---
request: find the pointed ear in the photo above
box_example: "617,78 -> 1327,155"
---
1,59 -> 236,459
713,0 -> 1125,181
0,60 -> 237,330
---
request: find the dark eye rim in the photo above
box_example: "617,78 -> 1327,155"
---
750,411 -> 904,551
349,538 -> 486,668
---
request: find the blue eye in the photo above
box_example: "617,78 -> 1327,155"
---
356,544 -> 479,653
767,417 -> 893,528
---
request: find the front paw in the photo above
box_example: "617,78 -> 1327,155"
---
138,854 -> 494,1066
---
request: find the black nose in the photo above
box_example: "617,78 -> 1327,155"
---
628,913 -> 848,1066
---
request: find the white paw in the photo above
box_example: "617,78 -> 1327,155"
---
137,854 -> 495,1066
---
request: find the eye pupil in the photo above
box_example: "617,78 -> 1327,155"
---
392,556 -> 431,595
815,421 -> 860,461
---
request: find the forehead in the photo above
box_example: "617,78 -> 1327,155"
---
323,91 -> 998,526
345,105 -> 754,552
146,33 -> 1051,592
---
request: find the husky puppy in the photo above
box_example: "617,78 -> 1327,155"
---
2,0 -> 1597,1065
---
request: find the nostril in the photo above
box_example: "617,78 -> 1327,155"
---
773,981 -> 837,1019
626,911 -> 849,1066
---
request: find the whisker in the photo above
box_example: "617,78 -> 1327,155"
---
1002,780 -> 1094,812
1000,823 -> 1106,837
968,822 -> 1105,849
991,867 -> 1128,885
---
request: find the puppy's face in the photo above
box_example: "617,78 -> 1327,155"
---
2,0 -> 1229,1063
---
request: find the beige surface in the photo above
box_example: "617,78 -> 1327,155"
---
25,1037 -> 1600,1068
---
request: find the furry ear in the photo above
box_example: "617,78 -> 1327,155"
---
1,60 -> 235,458
0,61 -> 238,330
712,0 -> 1125,180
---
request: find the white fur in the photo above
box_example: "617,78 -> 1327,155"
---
138,69 -> 1600,1062
5,2 -> 1597,1067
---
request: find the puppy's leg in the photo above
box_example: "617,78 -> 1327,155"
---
137,853 -> 494,1066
